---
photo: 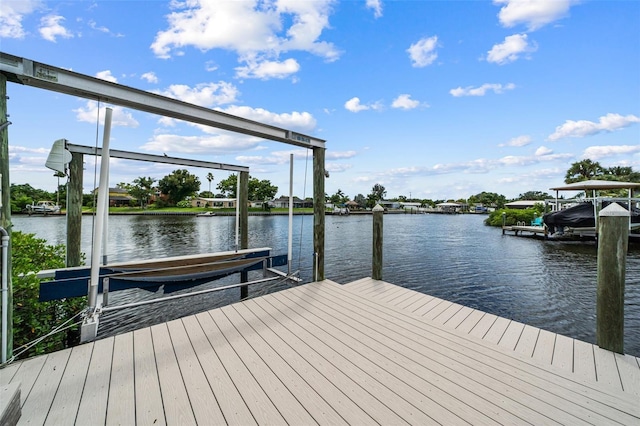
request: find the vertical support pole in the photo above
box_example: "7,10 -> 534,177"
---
288,154 -> 294,275
239,171 -> 249,299
372,204 -> 384,280
0,73 -> 13,360
67,152 -> 84,267
313,147 -> 325,281
596,202 -> 629,354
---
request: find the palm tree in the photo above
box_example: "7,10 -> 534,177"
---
564,159 -> 605,183
206,172 -> 214,194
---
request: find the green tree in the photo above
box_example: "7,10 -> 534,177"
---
158,169 -> 201,205
128,176 -> 156,208
12,232 -> 86,357
564,159 -> 605,183
353,193 -> 366,207
10,183 -> 53,212
368,184 -> 386,207
606,166 -> 640,182
216,174 -> 278,201
329,189 -> 348,205
53,171 -> 66,207
517,191 -> 552,201
468,191 -> 507,209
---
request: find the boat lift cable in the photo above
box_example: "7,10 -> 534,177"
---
1,308 -> 85,366
296,147 -> 310,275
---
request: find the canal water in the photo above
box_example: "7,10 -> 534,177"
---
12,213 -> 640,356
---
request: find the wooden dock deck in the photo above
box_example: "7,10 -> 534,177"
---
1,279 -> 639,425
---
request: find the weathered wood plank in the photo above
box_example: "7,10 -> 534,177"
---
45,343 -> 93,425
166,319 -> 227,425
150,323 -> 197,425
106,332 -> 135,426
0,382 -> 20,426
19,349 -> 70,425
181,315 -> 256,426
132,327 -> 165,426
0,361 -> 20,385
75,336 -> 114,426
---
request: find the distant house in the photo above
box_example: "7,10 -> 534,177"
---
190,197 -> 236,208
400,202 -> 421,211
378,200 -> 400,210
95,187 -> 134,207
505,200 -> 544,209
436,202 -> 464,213
273,196 -> 313,208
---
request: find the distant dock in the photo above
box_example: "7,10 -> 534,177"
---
2,279 -> 638,425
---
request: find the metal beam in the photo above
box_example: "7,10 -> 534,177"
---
66,143 -> 249,172
0,52 -> 326,149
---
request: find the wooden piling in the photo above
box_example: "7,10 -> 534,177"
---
67,152 -> 84,267
372,204 -> 383,280
596,202 -> 629,354
313,147 -> 325,281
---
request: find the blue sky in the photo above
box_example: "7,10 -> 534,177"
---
2,0 -> 639,201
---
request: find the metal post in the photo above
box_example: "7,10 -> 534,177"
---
288,154 -> 294,275
372,204 -> 384,280
596,202 -> 629,354
239,171 -> 249,299
1,228 -> 9,363
0,73 -> 13,359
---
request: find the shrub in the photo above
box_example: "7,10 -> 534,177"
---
11,231 -> 86,358
484,208 -> 539,227
176,200 -> 192,208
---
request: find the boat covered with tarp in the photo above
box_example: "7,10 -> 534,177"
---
543,201 -> 640,235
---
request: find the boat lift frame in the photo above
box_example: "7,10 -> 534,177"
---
0,51 -> 327,352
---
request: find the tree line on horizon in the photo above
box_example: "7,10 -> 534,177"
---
8,160 -> 639,213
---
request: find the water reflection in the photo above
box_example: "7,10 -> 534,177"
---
12,213 -> 640,356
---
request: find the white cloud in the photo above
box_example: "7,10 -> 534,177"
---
95,70 -> 118,83
548,113 -> 640,141
0,0 -> 40,38
141,133 -> 261,154
235,58 -> 300,80
450,83 -> 516,97
344,97 -> 382,113
366,0 -> 383,18
407,35 -> 438,67
535,146 -> 553,156
74,101 -> 139,128
236,148 -> 349,166
582,145 -> 640,160
494,0 -> 576,31
151,0 -> 339,79
499,135 -> 532,147
326,150 -> 357,160
155,82 -> 239,107
325,162 -> 352,173
391,94 -> 421,110
486,34 -> 536,65
141,72 -> 158,84
39,14 -> 73,42
220,105 -> 317,132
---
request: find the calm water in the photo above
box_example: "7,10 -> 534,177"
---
12,213 -> 640,356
